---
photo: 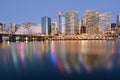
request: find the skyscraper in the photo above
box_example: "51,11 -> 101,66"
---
0,23 -> 6,32
84,10 -> 99,34
52,19 -> 59,34
99,12 -> 111,32
58,11 -> 65,35
41,16 -> 51,35
65,11 -> 79,35
117,14 -> 120,28
9,23 -> 17,33
78,19 -> 81,34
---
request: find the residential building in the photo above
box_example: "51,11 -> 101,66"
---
65,11 -> 79,35
84,10 -> 99,34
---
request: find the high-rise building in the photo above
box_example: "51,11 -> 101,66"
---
65,11 -> 79,35
84,10 -> 99,34
117,14 -> 120,28
52,19 -> 59,34
111,23 -> 116,31
81,26 -> 86,34
22,22 -> 37,28
99,12 -> 111,33
0,23 -> 6,32
9,23 -> 18,33
51,23 -> 55,35
41,16 -> 51,35
58,11 -> 65,35
78,19 -> 81,34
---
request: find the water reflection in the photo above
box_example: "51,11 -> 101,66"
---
0,40 -> 120,75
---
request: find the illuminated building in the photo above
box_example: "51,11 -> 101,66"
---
51,23 -> 55,35
117,14 -> 120,28
41,16 -> 51,35
84,10 -> 99,34
78,19 -> 81,34
9,23 -> 18,33
52,19 -> 59,34
99,12 -> 111,32
0,23 -> 6,32
65,11 -> 79,35
58,11 -> 65,35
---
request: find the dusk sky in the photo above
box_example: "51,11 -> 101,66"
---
0,0 -> 119,24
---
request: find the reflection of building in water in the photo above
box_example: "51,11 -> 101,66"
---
49,41 -> 115,73
18,42 -> 26,68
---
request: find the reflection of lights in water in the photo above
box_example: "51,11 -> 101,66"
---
41,41 -> 46,54
81,40 -> 88,54
57,60 -> 64,73
10,43 -> 19,71
28,42 -> 33,64
25,41 -> 28,43
19,43 -> 25,63
50,41 -> 57,66
46,41 -> 49,54
2,41 -> 7,48
16,41 -> 19,43
7,41 -> 10,46
63,62 -> 71,73
50,54 -> 56,65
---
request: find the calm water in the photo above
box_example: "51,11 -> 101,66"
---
0,40 -> 120,80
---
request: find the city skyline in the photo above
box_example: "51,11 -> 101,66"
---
0,0 -> 119,24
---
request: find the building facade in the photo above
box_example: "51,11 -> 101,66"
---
117,14 -> 120,28
111,23 -> 116,31
52,19 -> 59,34
78,19 -> 82,34
65,11 -> 79,35
41,16 -> 51,35
0,23 -> 6,32
9,23 -> 18,33
84,10 -> 99,34
58,11 -> 65,35
99,12 -> 111,33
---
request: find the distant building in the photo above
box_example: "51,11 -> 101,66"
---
41,16 -> 51,35
78,20 -> 81,34
84,10 -> 99,34
37,24 -> 42,34
51,23 -> 55,35
52,19 -> 59,34
117,14 -> 120,28
22,22 -> 37,27
99,12 -> 111,33
0,23 -> 6,32
81,26 -> 86,34
9,23 -> 18,33
58,11 -> 65,35
65,11 -> 79,35
111,23 -> 116,31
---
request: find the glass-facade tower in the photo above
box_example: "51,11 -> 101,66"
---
117,14 -> 120,28
41,16 -> 51,35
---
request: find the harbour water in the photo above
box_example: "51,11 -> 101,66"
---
0,40 -> 120,80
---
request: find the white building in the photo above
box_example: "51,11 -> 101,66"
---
65,11 -> 79,35
99,12 -> 111,32
84,10 -> 99,34
52,19 -> 59,34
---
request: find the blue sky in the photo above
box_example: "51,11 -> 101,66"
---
0,0 -> 119,24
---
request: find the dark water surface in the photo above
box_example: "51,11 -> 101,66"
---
0,40 -> 120,80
